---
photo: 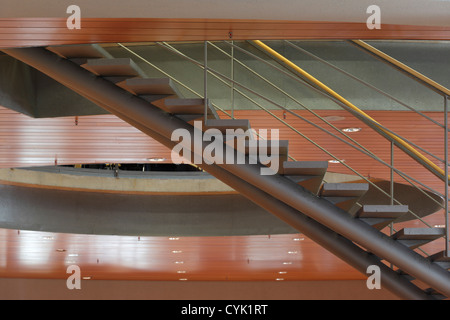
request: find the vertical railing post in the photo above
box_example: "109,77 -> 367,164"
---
390,140 -> 395,206
390,140 -> 395,268
204,41 -> 208,124
231,40 -> 235,119
445,95 -> 449,257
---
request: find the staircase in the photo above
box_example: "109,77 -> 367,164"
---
3,43 -> 450,300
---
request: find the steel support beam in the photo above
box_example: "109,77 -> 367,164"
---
4,46 -> 449,298
110,106 -> 436,300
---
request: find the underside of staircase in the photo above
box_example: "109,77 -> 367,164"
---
3,43 -> 449,300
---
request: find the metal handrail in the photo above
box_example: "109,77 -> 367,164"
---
147,42 -> 437,228
225,41 -> 446,166
116,41 -> 446,235
211,43 -> 446,209
116,43 -> 232,118
216,41 -> 446,202
351,40 -> 450,97
285,40 -> 446,131
250,40 -> 450,184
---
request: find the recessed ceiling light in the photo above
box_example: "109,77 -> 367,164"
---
179,278 -> 188,281
169,237 -> 180,240
68,253 -> 79,257
328,159 -> 345,164
175,261 -> 184,264
275,278 -> 284,281
288,251 -> 298,254
278,271 -> 287,274
177,270 -> 186,274
43,236 -> 54,240
342,127 -> 361,133
293,237 -> 304,241
147,157 -> 166,162
172,250 -> 182,254
282,262 -> 292,265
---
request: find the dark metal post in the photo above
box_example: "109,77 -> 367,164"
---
231,40 -> 235,119
204,41 -> 208,124
445,95 -> 449,257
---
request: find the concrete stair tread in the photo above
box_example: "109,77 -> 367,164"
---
320,183 -> 369,197
244,140 -> 289,155
161,98 -> 219,119
47,44 -> 113,60
392,228 -> 446,240
356,205 -> 409,229
124,78 -> 183,96
205,119 -> 251,133
82,58 -> 146,78
392,228 -> 445,249
428,251 -> 450,270
282,161 -> 328,176
357,205 -> 409,218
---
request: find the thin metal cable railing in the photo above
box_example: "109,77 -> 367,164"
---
116,42 -> 440,234
158,41 -> 446,257
284,40 -> 446,130
206,41 -> 446,204
205,41 -> 445,207
250,40 -> 448,188
116,43 -> 232,119
226,41 -> 446,167
219,41 -> 447,203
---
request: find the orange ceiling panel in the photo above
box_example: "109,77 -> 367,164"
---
1,18 -> 450,49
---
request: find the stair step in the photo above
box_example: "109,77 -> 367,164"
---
244,140 -> 289,157
282,161 -> 328,195
283,161 -> 328,176
425,288 -> 447,300
242,140 -> 289,175
356,205 -> 409,229
47,44 -> 113,60
320,183 -> 368,213
82,58 -> 146,78
123,78 -> 183,96
392,228 -> 445,249
160,98 -> 219,121
428,251 -> 450,270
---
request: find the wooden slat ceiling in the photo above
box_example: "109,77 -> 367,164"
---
1,18 -> 450,49
0,106 -> 447,281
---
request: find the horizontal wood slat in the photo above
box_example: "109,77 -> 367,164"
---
0,18 -> 450,49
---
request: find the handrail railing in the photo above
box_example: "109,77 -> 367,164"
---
284,40 -> 446,130
209,41 -> 445,205
351,40 -> 450,97
217,40 -> 446,202
250,40 -> 450,184
116,41 -> 447,254
225,41 -> 446,167
152,42 -> 439,228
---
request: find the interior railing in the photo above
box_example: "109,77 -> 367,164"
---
115,40 -> 449,258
